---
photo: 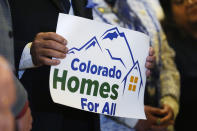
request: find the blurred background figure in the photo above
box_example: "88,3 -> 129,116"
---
160,0 -> 197,130
89,0 -> 180,131
146,0 -> 165,21
0,0 -> 32,131
0,56 -> 15,131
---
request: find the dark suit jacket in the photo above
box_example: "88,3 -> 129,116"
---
0,0 -> 28,117
9,0 -> 99,130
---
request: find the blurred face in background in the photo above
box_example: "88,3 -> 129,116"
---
0,56 -> 15,131
172,0 -> 197,39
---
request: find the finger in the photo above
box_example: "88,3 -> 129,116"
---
152,119 -> 174,128
41,40 -> 68,53
146,70 -> 151,77
154,106 -> 171,116
146,55 -> 156,62
161,105 -> 171,114
149,47 -> 155,56
158,105 -> 173,117
39,56 -> 60,66
38,32 -> 67,45
146,106 -> 163,115
145,62 -> 154,69
160,112 -> 173,124
40,48 -> 66,59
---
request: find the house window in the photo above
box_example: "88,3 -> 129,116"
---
128,76 -> 138,92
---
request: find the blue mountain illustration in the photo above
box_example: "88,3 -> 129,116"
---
106,49 -> 126,68
103,31 -> 118,40
68,36 -> 102,54
102,28 -> 144,97
68,27 -> 144,97
101,27 -> 135,65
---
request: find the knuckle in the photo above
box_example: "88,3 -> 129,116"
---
33,39 -> 40,45
37,32 -> 43,36
36,32 -> 44,38
47,32 -> 54,37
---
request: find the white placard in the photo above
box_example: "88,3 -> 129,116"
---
50,13 -> 150,119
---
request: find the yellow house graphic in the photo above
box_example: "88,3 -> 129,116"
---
122,60 -> 143,96
128,76 -> 138,92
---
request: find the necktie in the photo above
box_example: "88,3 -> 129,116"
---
61,0 -> 70,13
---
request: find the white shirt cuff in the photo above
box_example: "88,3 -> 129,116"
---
19,42 -> 36,70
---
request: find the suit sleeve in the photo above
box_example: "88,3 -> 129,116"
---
11,76 -> 28,117
14,40 -> 28,73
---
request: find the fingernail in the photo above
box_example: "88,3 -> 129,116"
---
65,48 -> 69,54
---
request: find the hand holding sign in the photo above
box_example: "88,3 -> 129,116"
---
135,105 -> 174,131
146,47 -> 156,77
31,32 -> 68,66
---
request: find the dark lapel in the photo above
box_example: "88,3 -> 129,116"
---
72,0 -> 93,19
50,0 -> 70,13
49,0 -> 93,19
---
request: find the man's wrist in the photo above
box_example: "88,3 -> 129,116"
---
160,96 -> 179,120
